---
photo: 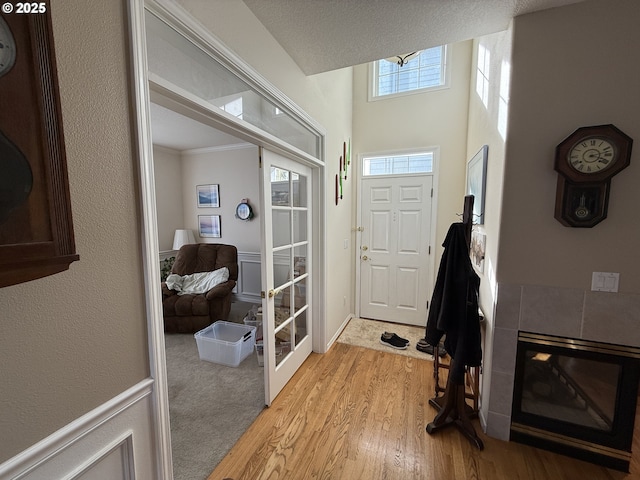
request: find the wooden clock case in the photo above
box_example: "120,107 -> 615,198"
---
0,5 -> 79,287
554,124 -> 633,228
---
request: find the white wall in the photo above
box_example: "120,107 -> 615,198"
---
352,41 -> 472,261
153,145 -> 184,251
465,29 -> 513,429
181,145 -> 261,253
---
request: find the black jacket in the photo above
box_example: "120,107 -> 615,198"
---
426,223 -> 482,381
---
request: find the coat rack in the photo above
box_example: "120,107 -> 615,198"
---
426,194 -> 484,450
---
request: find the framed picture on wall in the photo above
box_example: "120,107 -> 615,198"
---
471,230 -> 486,273
197,184 -> 220,208
466,145 -> 488,224
198,215 -> 221,238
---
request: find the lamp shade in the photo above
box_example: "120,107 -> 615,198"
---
172,229 -> 196,250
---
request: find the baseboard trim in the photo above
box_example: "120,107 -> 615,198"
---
326,313 -> 353,351
0,378 -> 154,480
479,408 -> 488,433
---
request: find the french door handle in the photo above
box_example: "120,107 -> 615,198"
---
268,287 -> 282,298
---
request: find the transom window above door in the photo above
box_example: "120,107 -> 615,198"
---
370,45 -> 449,101
362,151 -> 435,177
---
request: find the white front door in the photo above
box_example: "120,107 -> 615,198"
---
359,175 -> 434,326
260,148 -> 313,405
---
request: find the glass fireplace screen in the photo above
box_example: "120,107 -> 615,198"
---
519,348 -> 620,431
511,331 -> 640,472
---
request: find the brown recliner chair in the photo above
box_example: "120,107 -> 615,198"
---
162,243 -> 238,333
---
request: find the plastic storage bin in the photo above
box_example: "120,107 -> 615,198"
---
243,318 -> 263,341
255,340 -> 264,366
194,321 -> 256,367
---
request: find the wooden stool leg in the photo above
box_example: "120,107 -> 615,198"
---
427,357 -> 483,450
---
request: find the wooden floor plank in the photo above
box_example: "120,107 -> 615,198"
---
209,342 -> 639,480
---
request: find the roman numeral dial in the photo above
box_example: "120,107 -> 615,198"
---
568,137 -> 616,173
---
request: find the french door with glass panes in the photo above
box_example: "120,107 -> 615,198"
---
260,148 -> 312,405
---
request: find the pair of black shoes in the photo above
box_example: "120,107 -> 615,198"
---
416,338 -> 447,357
380,331 -> 410,350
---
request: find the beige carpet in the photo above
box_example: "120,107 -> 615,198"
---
165,332 -> 264,480
337,317 -> 437,361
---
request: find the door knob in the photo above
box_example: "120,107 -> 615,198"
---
362,255 -> 369,261
268,287 -> 282,298
361,246 -> 368,251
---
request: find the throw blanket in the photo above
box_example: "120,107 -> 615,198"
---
165,267 -> 229,295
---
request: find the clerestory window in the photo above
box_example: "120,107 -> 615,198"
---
370,45 -> 448,101
362,151 -> 435,177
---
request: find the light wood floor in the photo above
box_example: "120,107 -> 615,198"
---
209,342 -> 640,480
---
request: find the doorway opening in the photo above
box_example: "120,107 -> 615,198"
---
129,3 -> 327,477
129,4 -> 326,478
151,101 -> 265,477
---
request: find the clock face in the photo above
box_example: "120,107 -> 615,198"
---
0,17 -> 16,77
236,202 -> 252,220
568,137 -> 616,174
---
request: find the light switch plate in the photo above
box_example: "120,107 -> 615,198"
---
591,272 -> 620,292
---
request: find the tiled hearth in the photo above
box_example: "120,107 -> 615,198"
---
486,283 -> 640,441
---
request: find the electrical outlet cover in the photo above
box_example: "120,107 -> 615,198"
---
591,272 -> 620,292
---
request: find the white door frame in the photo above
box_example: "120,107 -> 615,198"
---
355,149 -> 440,322
127,1 -> 327,477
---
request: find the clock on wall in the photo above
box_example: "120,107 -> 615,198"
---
0,4 -> 79,287
235,199 -> 254,221
554,124 -> 633,228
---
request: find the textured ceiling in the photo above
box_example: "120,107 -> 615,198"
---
242,0 -> 585,74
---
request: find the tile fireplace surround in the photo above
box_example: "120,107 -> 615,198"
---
486,283 -> 640,441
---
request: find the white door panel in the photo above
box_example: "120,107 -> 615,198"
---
370,211 -> 390,249
360,175 -> 433,326
369,265 -> 390,306
397,210 -> 422,253
397,266 -> 419,309
370,186 -> 392,202
399,185 -> 423,202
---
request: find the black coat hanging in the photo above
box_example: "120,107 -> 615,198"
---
426,222 -> 482,380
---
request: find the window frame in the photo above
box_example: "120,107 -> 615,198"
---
361,148 -> 438,178
476,43 -> 490,108
368,45 -> 451,102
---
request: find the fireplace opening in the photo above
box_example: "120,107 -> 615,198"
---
511,331 -> 640,472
